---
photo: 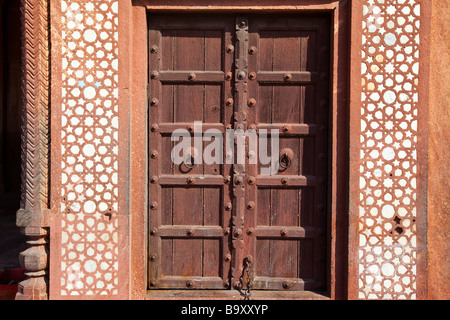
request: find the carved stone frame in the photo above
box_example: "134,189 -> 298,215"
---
125,0 -> 353,300
16,0 -> 51,300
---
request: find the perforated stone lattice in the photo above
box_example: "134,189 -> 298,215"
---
359,0 -> 420,299
60,213 -> 119,296
60,0 -> 119,296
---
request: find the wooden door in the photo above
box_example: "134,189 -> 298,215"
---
148,13 -> 330,293
244,15 -> 330,292
148,14 -> 235,290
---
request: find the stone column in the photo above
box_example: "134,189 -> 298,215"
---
15,0 -> 50,300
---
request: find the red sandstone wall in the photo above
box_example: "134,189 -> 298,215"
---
427,0 -> 450,300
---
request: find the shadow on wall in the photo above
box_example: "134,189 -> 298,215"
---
0,0 -> 27,275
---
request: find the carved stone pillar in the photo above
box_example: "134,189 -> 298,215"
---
15,0 -> 50,300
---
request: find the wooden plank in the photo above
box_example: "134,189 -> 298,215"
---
150,14 -> 236,30
256,175 -> 318,187
158,122 -> 225,133
173,239 -> 203,276
156,276 -> 226,290
174,85 -> 204,122
158,225 -> 224,238
247,16 -> 324,31
273,30 -> 301,71
263,26 -> 302,274
269,189 -> 299,278
159,71 -> 225,83
203,239 -> 221,277
146,289 -> 330,300
254,226 -> 316,239
272,87 -> 301,123
173,29 -> 204,70
257,71 -> 319,84
158,174 -> 225,186
256,123 -> 318,136
252,276 -> 319,291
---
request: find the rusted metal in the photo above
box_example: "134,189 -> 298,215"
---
240,256 -> 254,300
188,72 -> 196,80
283,72 -> 292,81
248,46 -> 257,55
226,44 -> 234,54
150,45 -> 159,54
150,202 -> 158,210
281,125 -> 291,134
150,70 -> 159,79
183,154 -> 197,169
150,151 -> 158,159
237,70 -> 247,80
150,98 -> 159,106
247,98 -> 256,108
150,124 -> 159,132
279,148 -> 294,170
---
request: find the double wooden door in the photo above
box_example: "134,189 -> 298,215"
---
148,13 -> 330,293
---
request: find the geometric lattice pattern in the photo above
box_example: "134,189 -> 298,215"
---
359,0 -> 420,299
60,213 -> 119,296
60,0 -> 119,296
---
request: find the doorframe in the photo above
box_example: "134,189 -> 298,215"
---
123,0 -> 355,300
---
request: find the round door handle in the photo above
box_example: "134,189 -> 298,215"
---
279,153 -> 292,169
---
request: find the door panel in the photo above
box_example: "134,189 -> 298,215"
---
148,14 -> 234,290
148,13 -> 330,293
246,15 -> 330,291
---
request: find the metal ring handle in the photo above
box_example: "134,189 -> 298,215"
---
183,154 -> 196,169
279,153 -> 292,169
